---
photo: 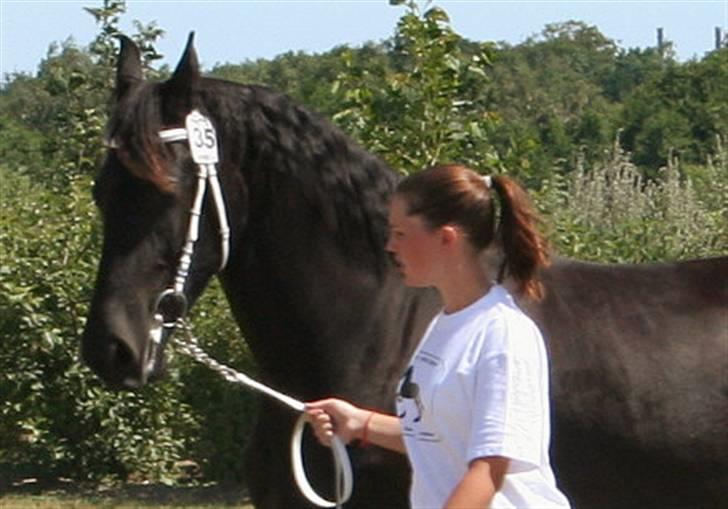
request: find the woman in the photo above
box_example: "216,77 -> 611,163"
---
306,164 -> 570,508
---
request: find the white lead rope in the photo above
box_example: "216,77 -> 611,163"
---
155,111 -> 352,507
170,320 -> 353,508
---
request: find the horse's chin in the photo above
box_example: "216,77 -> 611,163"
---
113,355 -> 166,390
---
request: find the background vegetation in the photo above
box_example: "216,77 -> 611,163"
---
1,0 -> 725,490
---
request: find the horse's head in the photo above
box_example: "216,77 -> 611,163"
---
81,34 -> 235,388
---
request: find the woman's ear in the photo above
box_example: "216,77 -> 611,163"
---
439,225 -> 461,247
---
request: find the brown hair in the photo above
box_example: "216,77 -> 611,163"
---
395,164 -> 550,300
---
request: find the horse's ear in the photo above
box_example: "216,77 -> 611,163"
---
162,32 -> 200,116
116,35 -> 143,100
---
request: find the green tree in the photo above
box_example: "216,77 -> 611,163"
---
0,166 -> 198,482
211,45 -> 392,117
486,21 -> 621,182
0,0 -> 197,485
602,47 -> 665,102
0,0 -> 165,189
620,49 -> 728,169
332,0 -> 497,173
85,0 -> 164,74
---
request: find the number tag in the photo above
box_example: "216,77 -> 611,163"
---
185,110 -> 219,164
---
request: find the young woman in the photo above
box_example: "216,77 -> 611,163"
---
306,164 -> 570,508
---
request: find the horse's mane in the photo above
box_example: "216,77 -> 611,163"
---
236,83 -> 400,269
106,77 -> 400,273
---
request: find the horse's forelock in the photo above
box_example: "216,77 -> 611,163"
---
108,82 -> 176,193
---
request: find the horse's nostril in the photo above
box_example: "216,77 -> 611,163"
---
109,336 -> 147,389
111,336 -> 135,368
82,333 -> 145,389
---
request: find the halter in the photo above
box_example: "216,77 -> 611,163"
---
152,109 -> 230,330
148,110 -> 352,508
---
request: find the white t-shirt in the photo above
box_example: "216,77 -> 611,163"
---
396,285 -> 570,508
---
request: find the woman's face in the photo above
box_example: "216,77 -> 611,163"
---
386,196 -> 443,287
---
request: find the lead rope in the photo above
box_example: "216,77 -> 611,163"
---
153,111 -> 353,508
170,319 -> 353,508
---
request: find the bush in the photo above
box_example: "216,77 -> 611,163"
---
0,168 -> 192,483
537,135 -> 728,262
0,165 -> 260,484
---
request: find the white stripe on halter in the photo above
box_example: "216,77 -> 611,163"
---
158,127 -> 188,143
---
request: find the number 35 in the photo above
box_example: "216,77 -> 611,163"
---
193,126 -> 215,149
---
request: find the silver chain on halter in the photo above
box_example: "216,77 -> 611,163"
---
172,318 -> 306,411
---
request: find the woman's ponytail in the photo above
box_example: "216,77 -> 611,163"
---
491,175 -> 550,300
395,165 -> 550,300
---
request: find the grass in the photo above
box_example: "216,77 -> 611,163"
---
0,479 -> 254,508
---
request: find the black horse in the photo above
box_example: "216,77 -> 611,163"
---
81,35 -> 728,508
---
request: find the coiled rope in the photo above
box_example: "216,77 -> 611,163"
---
171,320 -> 353,508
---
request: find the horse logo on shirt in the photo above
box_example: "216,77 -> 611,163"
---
398,366 -> 424,422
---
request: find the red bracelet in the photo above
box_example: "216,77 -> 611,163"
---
360,411 -> 375,448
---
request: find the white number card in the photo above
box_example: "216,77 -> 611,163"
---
185,110 -> 219,164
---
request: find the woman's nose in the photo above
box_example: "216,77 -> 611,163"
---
385,235 -> 397,253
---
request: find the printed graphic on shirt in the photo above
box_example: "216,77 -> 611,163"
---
397,366 -> 423,422
398,350 -> 444,443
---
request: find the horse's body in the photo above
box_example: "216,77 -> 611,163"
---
81,36 -> 727,508
524,257 -> 728,508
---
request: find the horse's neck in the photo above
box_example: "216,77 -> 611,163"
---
219,174 -> 437,402
213,91 -> 446,400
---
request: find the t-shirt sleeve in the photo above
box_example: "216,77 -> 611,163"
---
466,316 -> 545,472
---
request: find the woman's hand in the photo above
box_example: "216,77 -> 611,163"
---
305,398 -> 371,446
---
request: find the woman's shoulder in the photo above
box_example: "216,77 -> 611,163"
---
472,286 -> 534,328
471,291 -> 543,356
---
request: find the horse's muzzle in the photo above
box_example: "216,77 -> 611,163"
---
81,330 -> 167,390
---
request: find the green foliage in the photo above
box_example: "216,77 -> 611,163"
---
0,0 -> 250,486
0,168 -> 194,483
0,0 -> 165,190
1,0 -> 726,489
620,49 -> 728,169
0,114 -> 45,173
0,43 -> 101,188
86,0 -> 165,75
0,168 -> 257,486
602,47 -> 665,102
177,289 -> 259,483
538,135 -> 728,262
333,0 -> 497,173
211,45 -> 382,117
485,21 -> 621,183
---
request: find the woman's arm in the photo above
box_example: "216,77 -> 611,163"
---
305,399 -> 407,454
361,410 -> 407,453
442,456 -> 509,509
